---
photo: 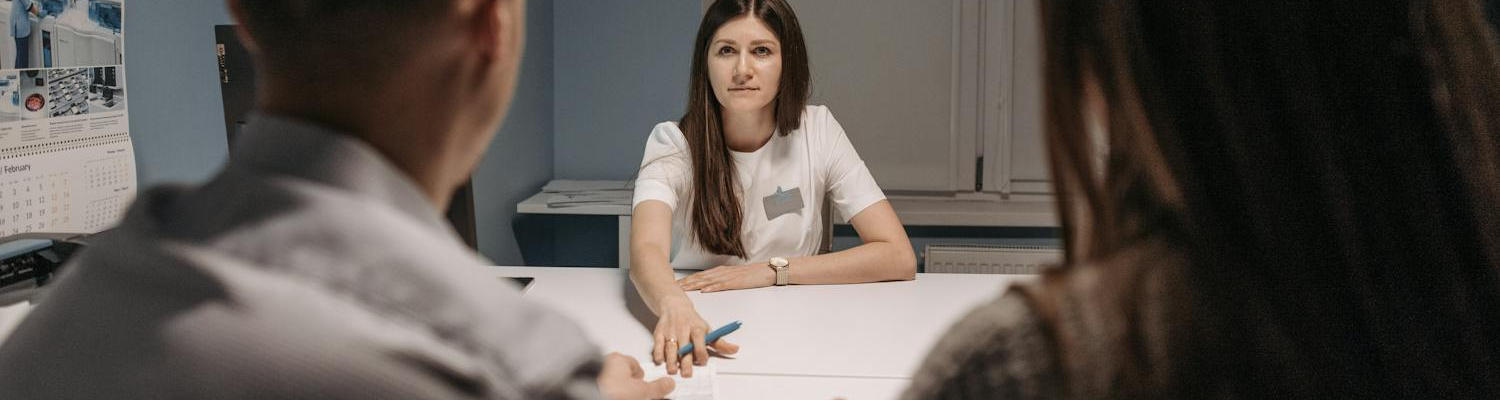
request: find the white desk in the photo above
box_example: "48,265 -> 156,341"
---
0,267 -> 1030,399
494,266 -> 1033,399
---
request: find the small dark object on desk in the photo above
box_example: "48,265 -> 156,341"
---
505,277 -> 534,290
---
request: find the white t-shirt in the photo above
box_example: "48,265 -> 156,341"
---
632,105 -> 886,269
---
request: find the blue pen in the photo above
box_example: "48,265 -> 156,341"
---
678,321 -> 742,357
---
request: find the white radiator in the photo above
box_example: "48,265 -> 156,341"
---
924,244 -> 1062,274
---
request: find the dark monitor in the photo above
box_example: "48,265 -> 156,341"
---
505,277 -> 534,291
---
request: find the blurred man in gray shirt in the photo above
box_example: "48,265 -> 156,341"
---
0,1 -> 672,399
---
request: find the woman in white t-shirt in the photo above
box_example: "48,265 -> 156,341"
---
630,0 -> 917,377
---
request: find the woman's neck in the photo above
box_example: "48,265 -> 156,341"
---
720,106 -> 776,152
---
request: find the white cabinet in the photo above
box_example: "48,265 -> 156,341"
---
982,0 -> 1052,196
791,0 -> 975,192
789,0 -> 1051,197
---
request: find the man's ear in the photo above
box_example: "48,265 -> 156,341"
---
470,0 -> 518,62
225,0 -> 260,54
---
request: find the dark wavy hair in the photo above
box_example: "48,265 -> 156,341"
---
1032,0 -> 1500,397
679,0 -> 810,258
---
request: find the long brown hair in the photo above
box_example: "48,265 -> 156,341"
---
679,0 -> 810,258
1038,0 -> 1500,397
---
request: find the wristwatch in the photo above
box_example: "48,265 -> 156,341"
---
769,257 -> 790,286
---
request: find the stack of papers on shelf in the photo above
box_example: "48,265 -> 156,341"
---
545,191 -> 632,207
543,180 -> 635,193
543,180 -> 634,208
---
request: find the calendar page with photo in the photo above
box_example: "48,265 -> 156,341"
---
0,0 -> 130,237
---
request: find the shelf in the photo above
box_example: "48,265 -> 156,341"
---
515,181 -> 1058,227
886,196 -> 1057,228
515,191 -> 631,216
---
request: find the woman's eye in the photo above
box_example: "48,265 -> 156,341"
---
718,46 -> 735,56
754,47 -> 773,56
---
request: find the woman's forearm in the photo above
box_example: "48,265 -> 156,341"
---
629,201 -> 692,315
785,240 -> 917,285
630,249 -> 691,315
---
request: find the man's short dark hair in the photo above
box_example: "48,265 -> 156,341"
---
234,0 -> 457,78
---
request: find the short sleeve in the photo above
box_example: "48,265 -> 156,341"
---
816,107 -> 887,222
632,122 -> 692,211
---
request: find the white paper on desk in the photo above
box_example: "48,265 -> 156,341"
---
0,302 -> 34,343
543,180 -> 634,193
641,362 -> 718,400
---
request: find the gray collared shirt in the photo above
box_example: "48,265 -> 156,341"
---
0,115 -> 604,399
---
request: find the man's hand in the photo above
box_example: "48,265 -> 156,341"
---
598,353 -> 674,400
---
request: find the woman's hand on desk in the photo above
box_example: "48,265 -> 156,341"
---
651,296 -> 740,377
598,353 -> 675,400
678,263 -> 775,293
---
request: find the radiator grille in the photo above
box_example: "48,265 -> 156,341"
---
924,244 -> 1062,274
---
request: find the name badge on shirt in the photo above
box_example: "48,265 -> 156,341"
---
762,186 -> 805,221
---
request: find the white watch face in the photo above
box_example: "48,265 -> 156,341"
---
770,257 -> 789,268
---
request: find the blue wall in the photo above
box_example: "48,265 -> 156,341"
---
125,0 -> 233,185
526,0 -> 703,267
552,0 -> 701,180
474,0 -> 556,265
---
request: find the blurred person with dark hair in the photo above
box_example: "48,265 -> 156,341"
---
904,1 -> 1500,398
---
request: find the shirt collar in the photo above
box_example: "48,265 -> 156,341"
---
230,113 -> 448,232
